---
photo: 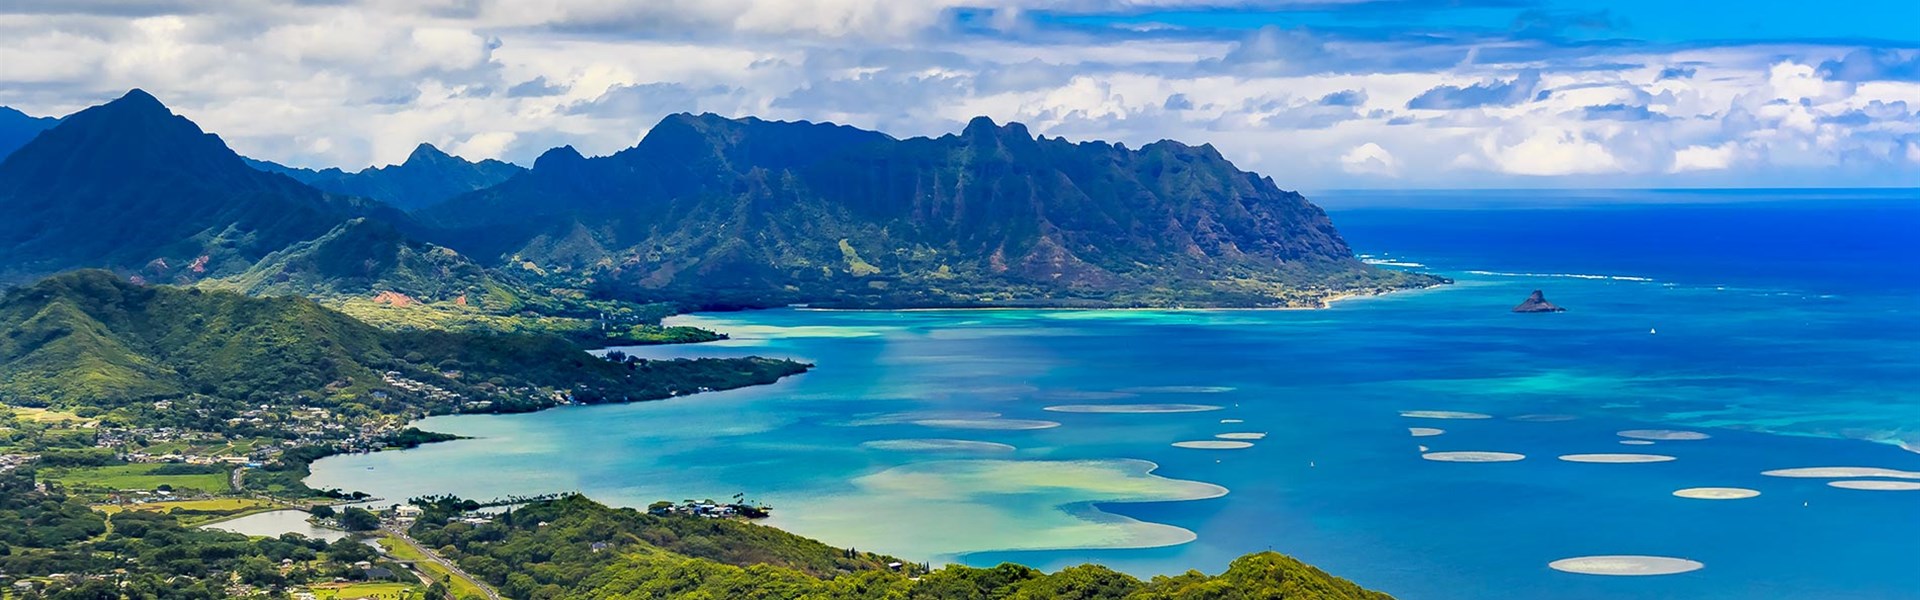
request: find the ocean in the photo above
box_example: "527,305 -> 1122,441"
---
309,190 -> 1920,599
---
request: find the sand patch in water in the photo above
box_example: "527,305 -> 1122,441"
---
1401,410 -> 1493,420
1549,556 -> 1703,576
1044,404 -> 1222,414
914,418 -> 1061,430
1560,453 -> 1676,464
1619,429 -> 1710,441
1673,487 -> 1760,500
1120,386 -> 1237,394
862,439 -> 1017,453
1761,467 -> 1920,480
1408,427 -> 1445,437
1172,441 -> 1255,450
1827,480 -> 1920,491
1422,451 -> 1525,463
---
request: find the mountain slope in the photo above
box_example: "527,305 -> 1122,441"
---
416,494 -> 1395,600
421,113 -> 1440,308
0,106 -> 58,162
0,90 -> 406,284
248,143 -> 524,211
0,270 -> 806,417
217,217 -> 522,311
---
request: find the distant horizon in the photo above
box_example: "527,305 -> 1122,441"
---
9,89 -> 1920,197
4,1 -> 1916,189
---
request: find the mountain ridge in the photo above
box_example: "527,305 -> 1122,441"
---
247,142 -> 524,211
0,269 -> 805,416
0,105 -> 59,162
0,90 -> 1441,311
418,112 -> 1441,308
0,89 -> 407,285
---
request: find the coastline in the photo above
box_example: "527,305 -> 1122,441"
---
787,280 -> 1452,314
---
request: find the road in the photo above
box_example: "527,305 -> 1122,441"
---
381,526 -> 503,600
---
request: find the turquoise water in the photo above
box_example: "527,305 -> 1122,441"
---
310,194 -> 1920,599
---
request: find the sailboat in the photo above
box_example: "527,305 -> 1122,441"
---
1649,327 -> 1658,335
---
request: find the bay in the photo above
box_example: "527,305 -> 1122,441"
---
310,191 -> 1920,599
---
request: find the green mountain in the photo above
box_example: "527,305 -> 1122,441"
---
209,217 -> 720,345
0,270 -> 805,419
421,113 -> 1441,308
0,90 -> 406,285
248,142 -> 524,211
0,105 -> 58,162
216,217 -> 522,311
414,494 -> 1395,600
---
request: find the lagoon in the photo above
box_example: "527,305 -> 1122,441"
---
310,194 -> 1920,600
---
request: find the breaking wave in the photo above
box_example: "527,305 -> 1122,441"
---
1465,270 -> 1655,282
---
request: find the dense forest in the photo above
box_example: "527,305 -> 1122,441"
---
0,469 -> 421,599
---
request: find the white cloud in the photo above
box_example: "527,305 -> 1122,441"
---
1670,143 -> 1737,172
1,1 -> 1915,187
1340,142 -> 1398,176
1480,127 -> 1622,176
450,131 -> 517,160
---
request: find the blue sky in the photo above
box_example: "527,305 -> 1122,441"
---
2,0 -> 1915,189
1045,1 -> 1920,45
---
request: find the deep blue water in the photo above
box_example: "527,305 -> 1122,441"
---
312,191 -> 1920,600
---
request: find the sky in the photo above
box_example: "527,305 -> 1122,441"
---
1,0 -> 1917,189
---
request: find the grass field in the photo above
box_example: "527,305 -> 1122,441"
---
42,464 -> 230,493
97,497 -> 273,514
308,582 -> 422,599
378,535 -> 489,599
3,405 -> 92,424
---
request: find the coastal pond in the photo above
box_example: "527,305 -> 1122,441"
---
201,509 -> 350,542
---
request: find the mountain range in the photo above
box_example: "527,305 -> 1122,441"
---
0,90 -> 404,285
0,89 -> 1440,310
0,269 -> 806,417
248,143 -> 523,211
420,113 -> 1439,307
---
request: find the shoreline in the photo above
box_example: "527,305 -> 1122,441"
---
782,281 -> 1452,314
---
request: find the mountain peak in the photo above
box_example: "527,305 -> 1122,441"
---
116,88 -> 165,108
87,88 -> 178,125
533,145 -> 586,171
962,116 -> 999,136
0,89 -> 375,282
959,116 -> 1033,144
405,142 -> 453,165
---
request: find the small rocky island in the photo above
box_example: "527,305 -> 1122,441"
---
1512,290 -> 1566,313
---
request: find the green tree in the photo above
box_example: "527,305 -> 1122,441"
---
340,507 -> 381,531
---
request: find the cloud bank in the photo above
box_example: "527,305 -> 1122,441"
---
2,0 -> 1916,188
